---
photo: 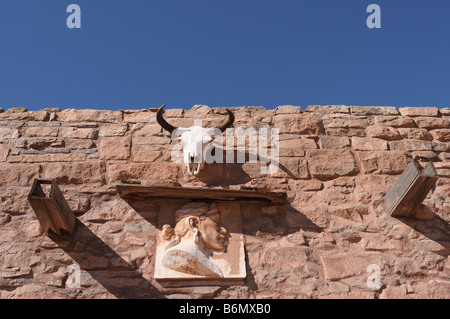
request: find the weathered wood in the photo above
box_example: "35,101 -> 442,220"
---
28,179 -> 76,236
116,184 -> 287,204
384,160 -> 439,218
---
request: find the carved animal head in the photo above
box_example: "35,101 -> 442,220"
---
156,105 -> 234,175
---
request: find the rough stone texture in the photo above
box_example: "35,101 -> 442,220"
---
0,105 -> 449,299
352,137 -> 388,151
272,113 -> 321,135
366,125 -> 401,141
319,136 -> 351,149
357,151 -> 410,174
399,107 -> 439,117
308,150 -> 358,179
99,137 -> 131,160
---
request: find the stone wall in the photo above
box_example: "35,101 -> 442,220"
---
0,105 -> 449,299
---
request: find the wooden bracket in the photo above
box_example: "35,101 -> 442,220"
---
116,184 -> 287,204
384,160 -> 439,218
28,178 -> 76,236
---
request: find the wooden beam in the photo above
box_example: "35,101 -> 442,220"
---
116,184 -> 287,204
28,179 -> 76,236
384,160 -> 439,218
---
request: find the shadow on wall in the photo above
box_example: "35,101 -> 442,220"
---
194,148 -> 297,186
397,204 -> 450,257
120,194 -> 324,294
51,220 -> 165,299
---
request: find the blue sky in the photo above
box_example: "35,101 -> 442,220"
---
0,1 -> 449,111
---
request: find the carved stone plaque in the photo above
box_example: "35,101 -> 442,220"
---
154,201 -> 246,283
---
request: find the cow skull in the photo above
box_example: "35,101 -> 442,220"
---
156,105 -> 235,175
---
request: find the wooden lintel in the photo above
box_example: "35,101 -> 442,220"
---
116,184 -> 287,204
28,178 -> 76,236
384,160 -> 439,218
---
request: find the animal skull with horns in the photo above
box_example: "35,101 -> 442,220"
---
156,105 -> 235,175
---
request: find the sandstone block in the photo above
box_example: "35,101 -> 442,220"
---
26,121 -> 60,127
273,113 -> 321,135
323,117 -> 370,130
432,142 -> 448,152
58,109 -> 121,123
0,144 -> 9,162
184,105 -> 213,118
430,129 -> 450,141
23,137 -> 63,150
164,108 -> 185,118
289,179 -> 323,191
6,107 -> 28,113
61,127 -> 98,139
319,253 -> 383,281
308,150 -> 358,179
0,163 -> 40,186
399,107 -> 438,117
279,138 -> 317,151
130,124 -> 162,137
325,128 -> 366,137
83,196 -> 132,223
98,125 -> 128,137
352,137 -> 388,151
107,163 -> 180,185
273,158 -> 309,179
41,162 -> 106,184
133,136 -> 171,148
397,128 -> 433,141
132,147 -> 164,163
0,111 -> 49,121
379,285 -> 408,299
329,204 -> 369,222
22,126 -> 59,137
355,175 -> 398,193
65,139 -> 95,149
428,279 -> 450,299
411,151 -> 438,161
63,191 -> 91,213
318,136 -> 351,149
365,125 -> 401,140
99,137 -> 131,160
0,128 -> 20,139
306,105 -> 350,114
357,151 -> 409,174
275,105 -> 301,114
351,106 -> 399,116
389,140 -> 433,151
375,116 -> 415,128
123,110 -> 155,123
0,188 -> 35,214
414,117 -> 450,130
438,152 -> 450,161
436,169 -> 450,177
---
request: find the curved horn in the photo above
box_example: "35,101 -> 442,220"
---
156,104 -> 178,133
217,109 -> 235,133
